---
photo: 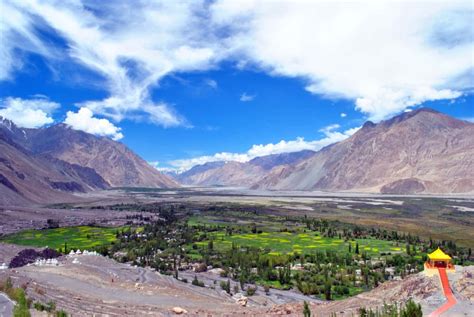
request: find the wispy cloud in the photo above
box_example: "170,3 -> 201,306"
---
2,1 -> 223,127
169,124 -> 360,172
340,113 -> 347,118
205,79 -> 218,89
240,92 -> 255,102
1,0 -> 472,125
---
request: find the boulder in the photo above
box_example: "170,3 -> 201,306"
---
171,307 -> 188,314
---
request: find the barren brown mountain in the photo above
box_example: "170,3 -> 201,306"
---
179,109 -> 474,194
23,124 -> 178,188
0,118 -> 109,205
0,117 -> 178,205
255,108 -> 474,193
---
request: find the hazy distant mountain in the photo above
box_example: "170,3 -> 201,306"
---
254,108 -> 474,194
175,161 -> 226,185
177,150 -> 316,186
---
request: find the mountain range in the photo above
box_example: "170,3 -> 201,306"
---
178,109 -> 474,194
0,117 -> 177,205
175,150 -> 316,187
1,108 -> 473,205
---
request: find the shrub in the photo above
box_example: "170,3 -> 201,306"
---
246,286 -> 256,296
264,285 -> 270,295
33,302 -> 46,311
56,310 -> 68,317
192,276 -> 204,287
9,248 -> 60,268
12,288 -> 30,317
220,280 -> 231,294
194,263 -> 207,273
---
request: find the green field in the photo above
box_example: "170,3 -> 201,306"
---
192,231 -> 404,256
1,226 -> 123,250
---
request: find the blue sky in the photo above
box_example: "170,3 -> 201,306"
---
0,1 -> 473,171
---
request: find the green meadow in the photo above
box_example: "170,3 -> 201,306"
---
192,231 -> 403,256
0,226 -> 123,250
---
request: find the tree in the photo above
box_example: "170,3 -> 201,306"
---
400,299 -> 422,317
324,281 -> 332,300
303,301 -> 311,317
239,274 -> 245,291
251,223 -> 257,234
355,242 -> 359,254
264,284 -> 270,295
220,279 -> 231,294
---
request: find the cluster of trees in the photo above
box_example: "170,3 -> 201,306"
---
358,299 -> 422,317
104,206 -> 472,302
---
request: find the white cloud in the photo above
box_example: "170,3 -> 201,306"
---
169,124 -> 360,172
64,107 -> 123,140
0,96 -> 59,128
340,113 -> 347,118
319,124 -> 340,134
2,0 -> 472,123
205,79 -> 218,89
211,0 -> 473,120
240,92 -> 255,102
0,1 -> 55,80
148,161 -> 179,174
2,0 -> 224,126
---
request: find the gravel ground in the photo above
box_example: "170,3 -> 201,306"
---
0,293 -> 14,317
178,270 -> 323,306
1,248 -> 473,316
0,206 -> 156,236
1,253 -> 256,316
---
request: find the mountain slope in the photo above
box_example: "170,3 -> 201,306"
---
177,150 -> 316,186
0,123 -> 108,205
21,124 -> 178,188
255,109 -> 474,193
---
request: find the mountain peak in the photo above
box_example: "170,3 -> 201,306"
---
382,107 -> 442,126
362,121 -> 376,129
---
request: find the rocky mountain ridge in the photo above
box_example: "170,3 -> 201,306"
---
0,117 -> 177,205
178,109 -> 474,194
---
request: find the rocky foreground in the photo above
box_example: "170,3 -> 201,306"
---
1,245 -> 473,316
